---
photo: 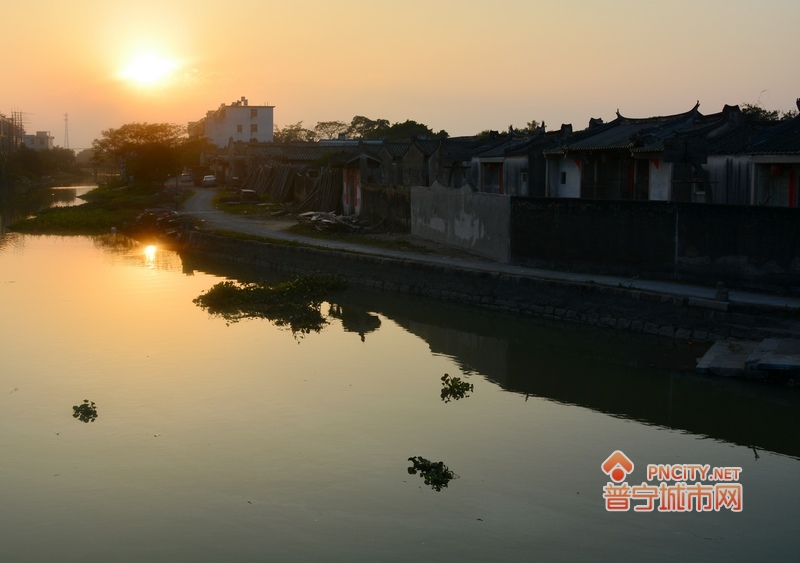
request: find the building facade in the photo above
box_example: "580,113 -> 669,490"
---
189,97 -> 274,148
23,131 -> 54,151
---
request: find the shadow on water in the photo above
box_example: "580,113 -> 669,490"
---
180,250 -> 800,459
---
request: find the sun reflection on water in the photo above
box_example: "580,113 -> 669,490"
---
144,245 -> 157,269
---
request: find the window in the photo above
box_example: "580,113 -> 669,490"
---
251,124 -> 258,133
237,125 -> 243,133
560,171 -> 567,185
250,108 -> 257,118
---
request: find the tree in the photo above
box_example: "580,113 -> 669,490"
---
515,119 -> 542,135
344,116 -> 448,140
383,119 -> 445,141
92,123 -> 186,182
273,122 -> 315,142
314,120 -> 348,140
741,103 -> 797,121
346,116 -> 390,139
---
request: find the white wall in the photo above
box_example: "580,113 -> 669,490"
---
557,158 -> 581,198
649,159 -> 672,200
201,103 -> 274,147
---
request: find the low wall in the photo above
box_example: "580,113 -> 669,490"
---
410,184 -> 510,262
510,198 -> 800,294
180,231 -> 800,342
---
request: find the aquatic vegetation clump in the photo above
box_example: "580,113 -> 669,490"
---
72,399 -> 98,423
193,274 -> 348,336
440,373 -> 473,403
407,456 -> 458,491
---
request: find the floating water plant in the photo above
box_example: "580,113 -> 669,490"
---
193,274 -> 347,336
407,456 -> 458,491
440,373 -> 473,403
72,400 -> 98,423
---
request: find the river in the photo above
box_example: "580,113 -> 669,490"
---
0,186 -> 798,561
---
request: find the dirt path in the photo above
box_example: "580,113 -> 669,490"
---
180,188 -> 297,239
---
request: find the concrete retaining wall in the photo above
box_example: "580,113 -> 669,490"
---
410,184 -> 510,262
181,231 -> 800,343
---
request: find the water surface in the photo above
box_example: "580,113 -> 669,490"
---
0,224 -> 798,561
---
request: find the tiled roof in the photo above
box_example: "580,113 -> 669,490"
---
475,136 -> 532,158
411,138 -> 441,156
439,137 -> 485,160
548,104 -> 704,154
381,141 -> 411,158
749,116 -> 800,155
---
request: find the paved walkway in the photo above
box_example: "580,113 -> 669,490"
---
180,188 -> 800,311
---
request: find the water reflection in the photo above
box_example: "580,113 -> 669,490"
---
328,303 -> 381,341
2,234 -> 797,560
89,234 -> 185,272
0,184 -> 96,236
181,248 -> 800,458
144,245 -> 157,269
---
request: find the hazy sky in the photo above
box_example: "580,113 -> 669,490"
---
4,0 -> 798,150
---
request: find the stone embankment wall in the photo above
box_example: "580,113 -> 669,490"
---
182,231 -> 800,343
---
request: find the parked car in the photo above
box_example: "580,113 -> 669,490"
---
179,173 -> 193,183
202,175 -> 216,186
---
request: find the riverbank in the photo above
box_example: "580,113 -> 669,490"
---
178,227 -> 800,344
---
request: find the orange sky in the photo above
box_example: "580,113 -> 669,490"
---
4,0 -> 798,150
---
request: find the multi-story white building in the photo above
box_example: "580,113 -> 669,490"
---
23,131 -> 54,151
188,97 -> 274,147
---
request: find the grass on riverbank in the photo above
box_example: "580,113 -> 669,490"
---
9,182 -> 189,235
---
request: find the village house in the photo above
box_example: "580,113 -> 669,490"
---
188,97 -> 274,148
703,101 -> 800,206
542,103 -> 723,201
199,98 -> 798,215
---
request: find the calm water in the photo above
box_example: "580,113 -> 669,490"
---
1,189 -> 799,561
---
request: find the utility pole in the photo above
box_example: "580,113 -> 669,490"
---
64,113 -> 69,149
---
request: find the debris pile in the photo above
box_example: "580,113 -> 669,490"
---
296,211 -> 371,233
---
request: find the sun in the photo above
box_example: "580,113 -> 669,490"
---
120,52 -> 177,86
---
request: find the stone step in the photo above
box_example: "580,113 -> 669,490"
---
697,338 -> 800,381
696,340 -> 761,377
745,338 -> 800,372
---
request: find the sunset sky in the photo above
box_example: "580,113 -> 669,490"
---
3,0 -> 798,150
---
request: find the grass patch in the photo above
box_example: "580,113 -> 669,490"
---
212,189 -> 284,216
9,182 -> 188,235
